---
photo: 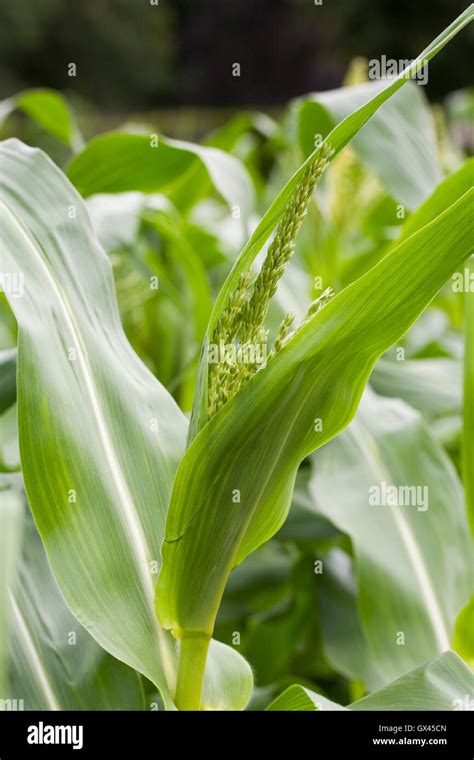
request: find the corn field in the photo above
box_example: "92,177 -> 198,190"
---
0,5 -> 473,724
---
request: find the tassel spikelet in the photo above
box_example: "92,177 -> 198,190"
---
208,142 -> 333,417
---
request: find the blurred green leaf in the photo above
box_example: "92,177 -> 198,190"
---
267,683 -> 345,711
463,260 -> 474,536
0,474 -> 23,699
453,595 -> 474,669
0,348 -> 16,414
269,652 -> 473,710
371,357 -> 461,419
297,81 -> 441,210
310,389 -> 472,684
0,89 -> 79,148
67,133 -> 254,225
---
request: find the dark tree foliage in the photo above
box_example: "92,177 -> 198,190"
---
0,0 -> 471,108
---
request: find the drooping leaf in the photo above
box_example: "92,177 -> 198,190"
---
267,684 -> 345,711
351,651 -> 473,710
0,139 -> 253,710
309,389 -> 472,684
0,89 -> 80,149
67,133 -> 254,225
268,652 -> 474,710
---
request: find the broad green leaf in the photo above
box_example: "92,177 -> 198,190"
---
0,475 -> 23,699
370,358 -> 461,419
67,133 -> 254,225
309,389 -> 472,684
351,651 -> 474,711
268,652 -> 473,710
156,186 -> 473,644
296,81 -> 441,210
0,89 -> 80,149
0,139 -> 253,710
0,348 -> 16,414
316,549 -> 381,690
267,684 -> 345,711
3,478 -> 145,710
189,6 -> 474,439
390,159 -> 473,247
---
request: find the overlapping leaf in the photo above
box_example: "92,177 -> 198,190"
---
156,185 -> 473,642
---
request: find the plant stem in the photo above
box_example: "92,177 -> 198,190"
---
174,633 -> 211,710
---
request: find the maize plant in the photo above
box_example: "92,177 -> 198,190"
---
0,6 -> 473,713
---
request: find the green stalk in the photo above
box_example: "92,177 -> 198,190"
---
463,265 -> 474,538
174,634 -> 211,710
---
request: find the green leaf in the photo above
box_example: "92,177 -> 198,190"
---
0,139 -> 253,710
316,549 -> 381,690
267,684 -> 346,711
268,652 -> 473,710
453,595 -> 474,669
296,81 -> 441,210
390,159 -> 474,246
0,348 -> 16,414
463,259 -> 474,537
2,477 -> 146,710
189,5 -> 474,439
351,651 -> 473,710
310,389 -> 472,684
0,89 -> 80,149
0,474 -> 23,698
370,358 -> 461,419
67,133 -> 254,224
156,182 -> 473,649
0,404 -> 20,472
